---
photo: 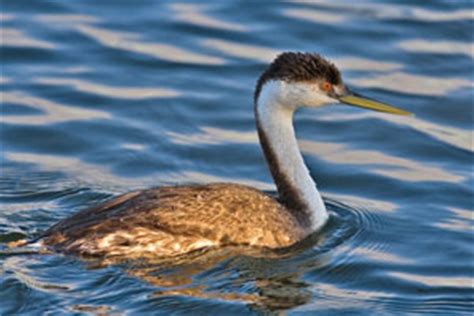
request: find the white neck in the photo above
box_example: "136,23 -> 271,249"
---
256,81 -> 328,232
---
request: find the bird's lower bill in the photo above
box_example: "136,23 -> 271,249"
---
339,94 -> 411,116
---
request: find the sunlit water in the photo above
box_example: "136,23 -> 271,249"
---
1,1 -> 473,315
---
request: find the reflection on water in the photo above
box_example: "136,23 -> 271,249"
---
353,72 -> 473,96
317,111 -> 473,152
388,272 -> 473,288
33,77 -> 179,100
127,247 -> 321,311
325,192 -> 397,213
4,152 -> 140,190
0,76 -> 11,84
301,284 -> 392,313
1,91 -> 110,125
167,126 -> 257,145
0,13 -> 14,22
202,39 -> 280,63
434,207 -> 473,233
288,0 -> 474,22
332,57 -> 402,72
35,14 -> 99,24
170,3 -> 246,32
0,28 -> 54,49
401,8 -> 474,22
283,8 -> 348,24
76,24 -> 226,65
2,257 -> 70,293
398,40 -> 474,59
299,140 -> 464,183
1,0 -> 472,315
351,246 -> 413,264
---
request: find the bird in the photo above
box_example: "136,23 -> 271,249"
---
22,52 -> 410,259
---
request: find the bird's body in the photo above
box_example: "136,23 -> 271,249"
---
34,52 -> 408,259
42,184 -> 306,257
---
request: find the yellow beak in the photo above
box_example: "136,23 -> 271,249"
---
339,93 -> 411,116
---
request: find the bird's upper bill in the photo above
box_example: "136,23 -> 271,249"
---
338,91 -> 411,116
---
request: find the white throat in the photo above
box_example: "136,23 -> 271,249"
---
256,81 -> 328,232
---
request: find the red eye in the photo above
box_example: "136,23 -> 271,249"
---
322,82 -> 332,92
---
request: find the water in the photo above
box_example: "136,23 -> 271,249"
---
1,0 -> 473,314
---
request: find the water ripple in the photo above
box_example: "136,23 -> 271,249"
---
202,39 -> 279,63
398,39 -> 474,59
170,3 -> 246,32
434,207 -> 473,233
76,24 -> 226,65
353,72 -> 473,96
388,272 -> 473,288
0,13 -> 14,22
35,14 -> 99,25
0,76 -> 11,84
0,28 -> 54,50
318,112 -> 473,153
1,91 -> 110,125
288,0 -> 474,22
33,77 -> 180,100
283,8 -> 347,25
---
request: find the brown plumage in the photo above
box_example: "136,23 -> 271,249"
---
42,184 -> 306,258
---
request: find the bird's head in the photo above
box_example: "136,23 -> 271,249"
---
255,52 -> 410,115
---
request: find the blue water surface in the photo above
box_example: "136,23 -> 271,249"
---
1,0 -> 473,315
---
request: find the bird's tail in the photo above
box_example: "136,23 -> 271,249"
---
6,235 -> 43,249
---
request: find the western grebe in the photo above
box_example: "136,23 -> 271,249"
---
31,52 -> 410,258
